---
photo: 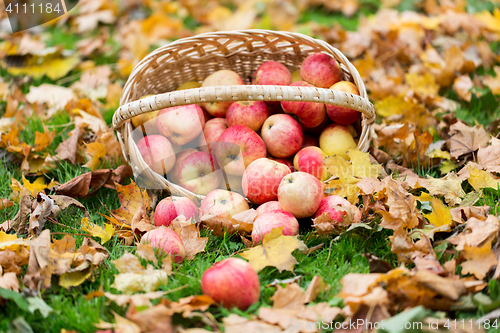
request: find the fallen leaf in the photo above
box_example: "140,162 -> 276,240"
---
424,197 -> 452,228
423,173 -> 465,206
467,167 -> 499,190
126,303 -> 174,333
59,260 -> 92,289
136,243 -> 158,265
105,180 -> 152,228
171,217 -> 207,260
54,125 -> 84,165
83,141 -> 107,171
23,229 -> 53,290
81,218 -> 115,245
163,295 -> 214,317
461,240 -> 498,280
0,271 -> 20,291
449,121 -> 489,159
25,84 -> 75,113
104,291 -> 167,307
5,195 -> 32,234
223,314 -> 282,333
94,312 -> 141,333
453,75 -> 474,101
239,227 -> 307,272
111,252 -> 168,294
7,53 -> 81,80
28,192 -> 54,236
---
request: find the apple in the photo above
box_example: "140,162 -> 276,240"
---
136,135 -> 176,175
291,69 -> 302,83
213,125 -> 267,176
202,70 -> 245,117
198,118 -> 228,155
154,196 -> 199,226
252,210 -> 299,244
200,189 -> 250,221
131,111 -> 160,134
157,104 -> 205,146
312,195 -> 362,222
300,53 -> 342,88
255,201 -> 283,215
301,115 -> 331,135
141,227 -> 186,263
326,81 -> 361,125
226,101 -> 269,132
268,156 -> 294,172
252,61 -> 292,86
281,81 -> 327,128
302,134 -> 319,148
201,257 -> 260,310
176,151 -> 222,195
293,147 -> 327,181
319,123 -> 357,159
167,148 -> 198,184
242,158 -> 291,205
278,172 -> 324,218
177,81 -> 201,90
261,114 -> 303,158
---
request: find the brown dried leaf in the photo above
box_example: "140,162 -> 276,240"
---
28,193 -> 54,236
0,271 -> 20,291
423,173 -> 465,206
108,180 -> 152,227
450,215 -> 500,251
377,178 -> 421,230
6,195 -> 32,234
449,121 -> 489,159
126,303 -> 174,333
223,314 -> 282,333
131,204 -> 154,234
304,276 -> 327,304
52,235 -> 76,255
461,240 -> 498,280
55,124 -> 84,165
24,229 -> 53,290
171,221 -> 207,261
136,243 -> 157,265
163,295 -> 214,317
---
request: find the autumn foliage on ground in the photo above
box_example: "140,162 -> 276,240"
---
1,0 -> 500,332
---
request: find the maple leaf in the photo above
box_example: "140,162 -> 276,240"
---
94,312 -> 140,333
377,177 -> 421,231
0,271 -> 20,291
104,180 -> 152,228
453,75 -> 473,102
111,252 -> 168,294
25,84 -> 75,116
450,215 -> 499,251
6,53 -> 81,80
424,197 -> 452,228
467,167 -> 499,191
477,137 -> 500,174
461,240 -> 498,280
239,228 -> 307,273
23,230 -> 53,291
171,217 -> 208,260
325,149 -> 381,204
423,173 -> 465,206
11,176 -> 58,200
81,217 -> 115,245
448,121 -> 489,159
406,72 -> 439,96
83,141 -> 107,171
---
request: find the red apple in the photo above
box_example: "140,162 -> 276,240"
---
154,196 -> 199,226
213,125 -> 267,176
168,148 -> 198,184
202,70 -> 245,117
201,257 -> 260,310
198,118 -> 228,155
242,158 -> 291,205
326,81 -> 361,125
300,53 -> 342,88
200,189 -> 250,220
301,115 -> 331,135
176,151 -> 222,195
255,201 -> 283,215
293,147 -> 327,181
302,135 -> 319,148
268,156 -> 294,173
136,135 -> 176,175
252,210 -> 299,244
281,81 -> 327,128
252,61 -> 292,86
157,104 -> 205,146
278,172 -> 324,218
226,101 -> 269,132
312,195 -> 362,222
319,123 -> 357,159
141,227 -> 186,263
261,114 -> 303,158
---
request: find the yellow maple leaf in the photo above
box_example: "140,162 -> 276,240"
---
7,54 -> 80,80
424,173 -> 465,206
0,230 -> 18,243
461,240 -> 498,280
405,72 -> 439,96
467,167 -> 499,191
81,217 -> 115,245
424,197 -> 452,228
34,129 -> 55,152
11,175 -> 59,200
325,149 -> 381,204
83,141 -> 107,171
239,228 -> 307,273
474,9 -> 500,36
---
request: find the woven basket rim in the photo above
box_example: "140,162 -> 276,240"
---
113,29 -> 377,201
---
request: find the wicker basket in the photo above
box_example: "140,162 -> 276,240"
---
112,29 -> 377,202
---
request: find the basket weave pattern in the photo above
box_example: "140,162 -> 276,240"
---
113,30 -> 377,200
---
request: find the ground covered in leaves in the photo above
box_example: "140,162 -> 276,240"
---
1,0 -> 500,332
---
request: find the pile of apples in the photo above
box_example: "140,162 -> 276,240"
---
132,53 -> 369,311
132,52 -> 363,241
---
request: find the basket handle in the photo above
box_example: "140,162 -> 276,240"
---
112,85 -> 376,131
